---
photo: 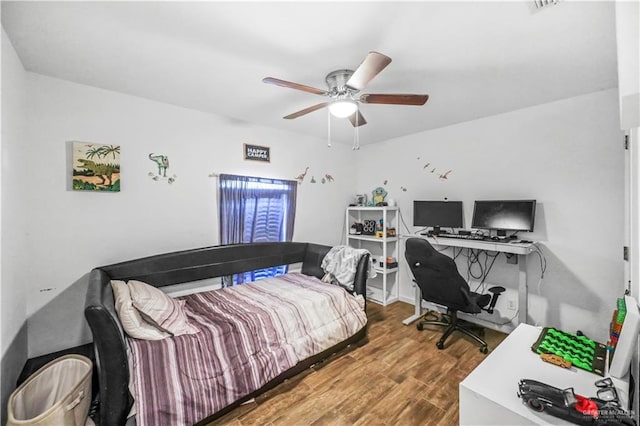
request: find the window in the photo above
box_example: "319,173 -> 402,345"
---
218,174 -> 297,285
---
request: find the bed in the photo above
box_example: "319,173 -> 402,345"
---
84,242 -> 370,426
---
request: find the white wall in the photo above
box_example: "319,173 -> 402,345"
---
615,1 -> 640,416
1,27 -> 29,421
615,0 -> 640,131
356,89 -> 624,342
22,73 -> 357,357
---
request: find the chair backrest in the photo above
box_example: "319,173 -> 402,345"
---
405,237 -> 475,312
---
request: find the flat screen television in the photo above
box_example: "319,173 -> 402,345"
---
413,200 -> 463,233
471,200 -> 536,236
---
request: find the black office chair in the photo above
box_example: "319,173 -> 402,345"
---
405,237 -> 504,353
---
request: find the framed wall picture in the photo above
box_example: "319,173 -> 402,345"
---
243,143 -> 270,162
72,142 -> 121,191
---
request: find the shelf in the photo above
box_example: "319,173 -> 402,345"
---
374,267 -> 398,275
367,296 -> 400,306
346,206 -> 400,306
347,235 -> 398,243
365,285 -> 400,306
347,206 -> 398,211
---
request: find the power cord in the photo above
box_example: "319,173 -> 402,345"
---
466,248 -> 484,280
398,209 -> 412,234
466,248 -> 500,283
415,226 -> 428,235
531,245 -> 547,278
453,246 -> 464,260
473,250 -> 500,293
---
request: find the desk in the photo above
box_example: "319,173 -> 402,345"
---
401,235 -> 538,326
459,323 -> 629,425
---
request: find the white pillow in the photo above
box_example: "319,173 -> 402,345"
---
110,280 -> 170,340
128,280 -> 199,336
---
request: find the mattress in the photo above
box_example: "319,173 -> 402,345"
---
126,272 -> 367,425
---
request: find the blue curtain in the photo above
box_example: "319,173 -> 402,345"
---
219,174 -> 297,284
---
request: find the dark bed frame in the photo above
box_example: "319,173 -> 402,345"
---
84,242 -> 370,426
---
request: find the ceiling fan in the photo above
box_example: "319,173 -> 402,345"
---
263,51 -> 429,127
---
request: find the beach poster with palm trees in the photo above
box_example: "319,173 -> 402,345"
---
72,142 -> 121,191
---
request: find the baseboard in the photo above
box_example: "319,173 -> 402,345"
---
399,294 -> 414,305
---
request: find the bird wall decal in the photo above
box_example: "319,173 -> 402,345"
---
439,170 -> 452,180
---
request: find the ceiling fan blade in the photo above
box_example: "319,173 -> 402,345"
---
263,77 -> 328,96
346,52 -> 392,91
348,110 -> 367,127
283,102 -> 328,119
359,93 -> 429,105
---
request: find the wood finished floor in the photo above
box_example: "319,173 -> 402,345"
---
210,301 -> 507,426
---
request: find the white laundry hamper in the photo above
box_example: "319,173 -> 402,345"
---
7,354 -> 93,426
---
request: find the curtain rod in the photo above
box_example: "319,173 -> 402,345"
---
208,172 -> 300,185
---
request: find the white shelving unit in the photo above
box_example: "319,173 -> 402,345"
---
346,206 -> 400,306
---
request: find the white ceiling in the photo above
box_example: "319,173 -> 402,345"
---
1,1 -> 618,145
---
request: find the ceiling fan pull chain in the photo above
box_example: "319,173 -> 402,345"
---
352,113 -> 360,150
356,124 -> 360,150
327,109 -> 332,147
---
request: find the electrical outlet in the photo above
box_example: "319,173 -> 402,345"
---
507,300 -> 517,311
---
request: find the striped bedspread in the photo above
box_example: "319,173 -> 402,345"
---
127,272 -> 367,425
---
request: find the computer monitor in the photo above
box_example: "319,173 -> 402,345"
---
471,200 -> 536,236
413,200 -> 463,233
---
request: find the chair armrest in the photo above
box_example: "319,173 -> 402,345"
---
485,286 -> 505,314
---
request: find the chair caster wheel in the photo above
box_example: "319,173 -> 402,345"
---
416,322 -> 424,331
480,346 -> 488,354
436,341 -> 444,350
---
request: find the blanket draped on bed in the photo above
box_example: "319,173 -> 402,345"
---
321,245 -> 376,290
127,272 -> 367,426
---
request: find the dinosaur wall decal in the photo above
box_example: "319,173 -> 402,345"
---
295,166 -> 309,182
149,153 -> 169,177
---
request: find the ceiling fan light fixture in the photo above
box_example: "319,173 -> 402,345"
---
264,52 -> 429,128
329,100 -> 358,118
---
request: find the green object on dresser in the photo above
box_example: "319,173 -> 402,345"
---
531,327 -> 607,376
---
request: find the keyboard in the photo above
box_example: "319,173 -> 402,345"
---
433,233 -> 487,241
